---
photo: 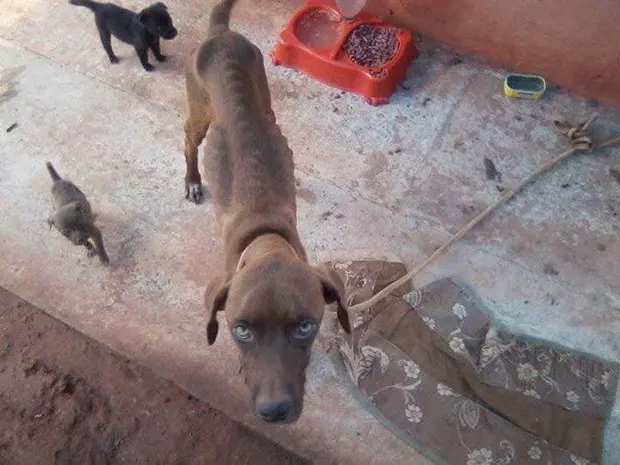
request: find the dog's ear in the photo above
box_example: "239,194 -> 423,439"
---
314,266 -> 351,334
137,10 -> 149,23
204,274 -> 231,345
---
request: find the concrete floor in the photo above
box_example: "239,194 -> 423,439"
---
1,0 -> 619,463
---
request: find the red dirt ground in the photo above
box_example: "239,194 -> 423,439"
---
0,288 -> 309,465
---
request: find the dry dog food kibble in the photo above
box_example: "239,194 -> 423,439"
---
345,24 -> 398,68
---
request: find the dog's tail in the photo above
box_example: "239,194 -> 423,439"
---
46,162 -> 62,182
68,0 -> 100,11
208,0 -> 238,37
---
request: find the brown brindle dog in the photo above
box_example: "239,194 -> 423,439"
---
183,0 -> 351,424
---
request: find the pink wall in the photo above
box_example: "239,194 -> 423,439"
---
364,0 -> 620,106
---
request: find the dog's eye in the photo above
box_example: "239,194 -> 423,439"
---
294,321 -> 317,340
233,323 -> 253,342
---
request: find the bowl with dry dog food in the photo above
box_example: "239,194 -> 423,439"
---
271,0 -> 417,105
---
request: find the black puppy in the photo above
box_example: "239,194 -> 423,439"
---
69,1 -> 177,72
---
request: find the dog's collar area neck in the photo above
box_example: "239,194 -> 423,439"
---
236,234 -> 298,272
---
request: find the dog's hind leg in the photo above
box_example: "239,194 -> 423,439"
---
95,18 -> 119,63
183,69 -> 213,204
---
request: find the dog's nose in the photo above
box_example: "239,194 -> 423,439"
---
256,400 -> 293,422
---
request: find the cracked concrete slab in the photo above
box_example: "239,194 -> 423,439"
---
1,0 -> 619,463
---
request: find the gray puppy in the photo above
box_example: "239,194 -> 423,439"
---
46,162 -> 109,265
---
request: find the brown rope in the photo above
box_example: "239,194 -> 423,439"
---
348,113 -> 620,314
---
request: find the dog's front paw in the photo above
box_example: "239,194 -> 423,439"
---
143,63 -> 155,72
185,182 -> 203,204
87,248 -> 97,259
155,54 -> 167,63
110,55 -> 120,64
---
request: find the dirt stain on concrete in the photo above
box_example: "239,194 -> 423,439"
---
0,65 -> 26,104
543,263 -> 560,276
363,151 -> 388,181
297,187 -> 317,204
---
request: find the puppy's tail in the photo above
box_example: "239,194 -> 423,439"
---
208,0 -> 238,37
46,162 -> 62,182
68,0 -> 100,11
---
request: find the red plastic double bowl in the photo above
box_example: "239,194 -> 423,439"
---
271,0 -> 417,105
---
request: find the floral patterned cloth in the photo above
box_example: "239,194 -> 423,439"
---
321,259 -> 618,465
